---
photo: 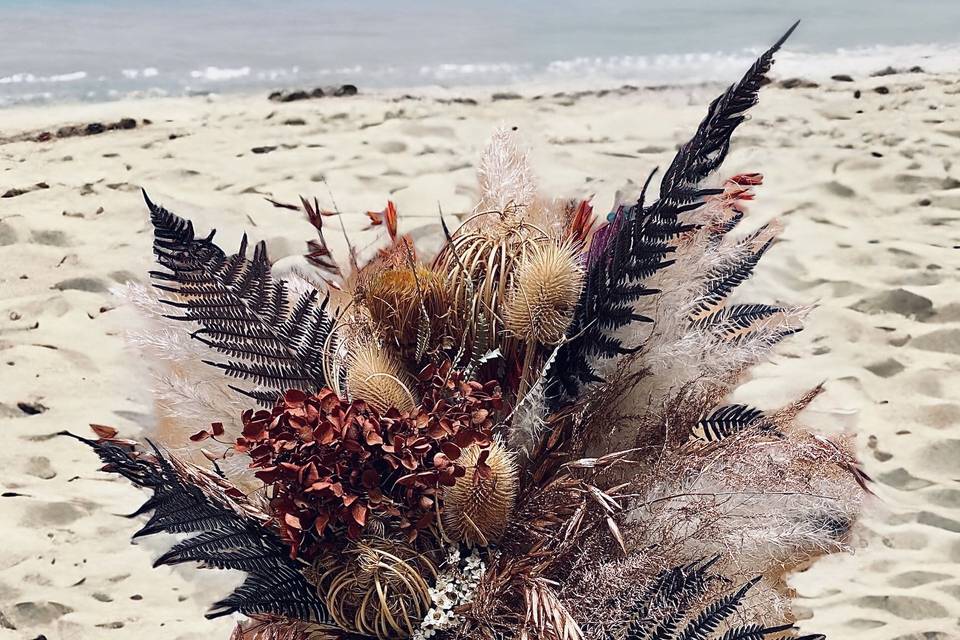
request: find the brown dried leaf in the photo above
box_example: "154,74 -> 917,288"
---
89,424 -> 118,439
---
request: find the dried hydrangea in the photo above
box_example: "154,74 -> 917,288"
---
237,366 -> 502,559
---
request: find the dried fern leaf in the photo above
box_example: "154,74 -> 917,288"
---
145,191 -> 335,406
550,23 -> 797,401
67,432 -> 331,624
690,405 -> 767,442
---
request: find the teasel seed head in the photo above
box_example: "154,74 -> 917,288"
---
345,340 -> 416,414
443,440 -> 518,547
504,240 -> 585,345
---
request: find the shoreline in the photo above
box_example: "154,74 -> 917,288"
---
0,63 -> 942,144
4,36 -> 960,110
0,49 -> 950,115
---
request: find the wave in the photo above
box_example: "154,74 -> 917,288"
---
3,42 -> 960,107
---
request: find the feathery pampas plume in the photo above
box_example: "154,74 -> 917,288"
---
71,20 -> 866,640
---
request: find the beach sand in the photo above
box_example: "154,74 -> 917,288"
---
1,72 -> 958,639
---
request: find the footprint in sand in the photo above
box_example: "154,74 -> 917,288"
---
0,222 -> 18,246
917,403 -> 960,430
854,595 -> 949,619
925,488 -> 960,509
29,229 -> 71,247
25,456 -> 56,480
851,288 -> 934,320
19,501 -> 86,528
52,277 -> 110,293
910,328 -> 960,355
846,619 -> 886,630
864,357 -> 905,378
917,439 -> 960,474
882,530 -> 928,550
888,570 -> 952,588
878,173 -> 960,194
9,601 -> 73,627
917,511 -> 960,534
378,140 -> 408,154
821,180 -> 856,198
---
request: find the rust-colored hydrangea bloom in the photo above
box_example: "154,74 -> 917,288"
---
237,361 -> 501,559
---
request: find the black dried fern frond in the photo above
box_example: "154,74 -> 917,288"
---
68,432 -> 331,624
549,24 -> 797,401
145,191 -> 335,406
659,21 -> 799,200
689,228 -> 776,320
691,405 -> 768,442
621,562 -> 814,640
692,304 -> 783,333
624,557 -> 723,638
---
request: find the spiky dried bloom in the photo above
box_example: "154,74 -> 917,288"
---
357,264 -> 451,353
504,240 -> 585,345
432,221 -> 546,364
443,440 -> 518,546
231,617 -> 340,640
314,539 -> 437,639
345,340 -> 416,413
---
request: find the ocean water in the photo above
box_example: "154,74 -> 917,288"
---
3,0 -> 960,107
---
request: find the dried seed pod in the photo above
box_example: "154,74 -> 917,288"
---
315,539 -> 437,639
504,240 -> 585,345
359,265 -> 450,353
443,441 -> 517,546
433,224 -> 545,355
345,341 -> 416,413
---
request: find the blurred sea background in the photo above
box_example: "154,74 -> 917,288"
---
3,0 -> 960,107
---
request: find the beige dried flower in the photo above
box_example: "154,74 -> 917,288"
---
504,240 -> 585,345
443,440 -> 518,546
345,340 -> 416,413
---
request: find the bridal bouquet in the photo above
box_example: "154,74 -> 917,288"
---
73,22 -> 867,640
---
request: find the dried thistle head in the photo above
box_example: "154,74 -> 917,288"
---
359,264 -> 450,353
443,440 -> 518,546
345,340 -> 416,413
314,539 -> 437,639
504,240 -> 585,345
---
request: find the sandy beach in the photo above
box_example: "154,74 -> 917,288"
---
1,71 -> 959,639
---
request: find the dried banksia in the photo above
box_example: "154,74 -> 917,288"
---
443,441 -> 518,546
433,223 -> 546,358
314,539 -> 437,639
504,240 -> 585,345
359,265 -> 450,353
345,341 -> 416,413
